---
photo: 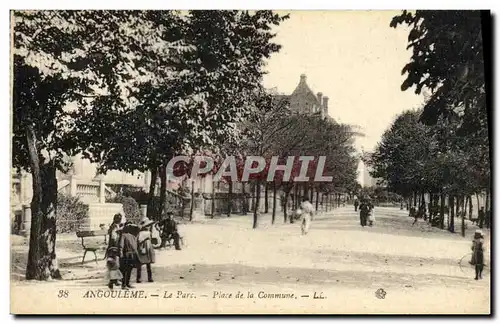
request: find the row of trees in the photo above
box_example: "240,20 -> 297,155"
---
13,10 -> 361,280
366,11 -> 490,236
170,88 -> 361,228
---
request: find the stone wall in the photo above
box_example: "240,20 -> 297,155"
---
84,203 -> 124,230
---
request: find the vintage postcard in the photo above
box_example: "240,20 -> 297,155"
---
10,10 -> 491,314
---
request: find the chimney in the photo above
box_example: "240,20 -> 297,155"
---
317,92 -> 323,105
323,96 -> 329,117
300,74 -> 306,83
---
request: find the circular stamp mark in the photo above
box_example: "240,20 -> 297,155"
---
375,288 -> 386,299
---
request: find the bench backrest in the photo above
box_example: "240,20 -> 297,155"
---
76,230 -> 108,238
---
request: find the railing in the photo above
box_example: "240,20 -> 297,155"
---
76,182 -> 100,203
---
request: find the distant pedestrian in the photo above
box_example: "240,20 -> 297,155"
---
470,230 -> 485,280
354,199 -> 359,212
359,200 -> 370,227
300,197 -> 314,235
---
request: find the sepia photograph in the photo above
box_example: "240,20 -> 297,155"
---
9,9 -> 491,315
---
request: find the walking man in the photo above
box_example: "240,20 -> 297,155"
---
300,197 -> 314,235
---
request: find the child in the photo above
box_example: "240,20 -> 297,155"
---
368,208 -> 375,227
106,247 -> 123,289
119,222 -> 140,289
136,218 -> 156,283
471,230 -> 485,280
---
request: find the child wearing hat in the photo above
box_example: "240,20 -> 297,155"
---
119,222 -> 140,289
471,230 -> 485,280
106,246 -> 123,289
136,218 -> 156,283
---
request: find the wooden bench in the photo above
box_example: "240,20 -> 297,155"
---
76,230 -> 108,264
164,234 -> 185,248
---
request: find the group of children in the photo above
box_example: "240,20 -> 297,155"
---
105,215 -> 158,290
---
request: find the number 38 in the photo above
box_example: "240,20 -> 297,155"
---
58,290 -> 69,298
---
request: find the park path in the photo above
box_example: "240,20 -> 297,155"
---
11,206 -> 490,314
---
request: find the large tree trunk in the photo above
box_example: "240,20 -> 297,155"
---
421,191 -> 426,220
158,165 -> 167,217
283,190 -> 290,223
449,195 -> 455,233
315,190 -> 319,211
468,195 -> 473,220
146,166 -> 158,220
272,182 -> 277,224
227,181 -> 233,217
211,180 -> 215,219
476,194 -> 480,216
429,193 -> 433,224
241,182 -> 247,215
439,193 -> 445,229
189,181 -> 195,222
253,181 -> 261,229
303,183 -> 308,202
250,183 -> 256,212
461,196 -> 466,237
485,189 -> 490,214
264,183 -> 269,214
25,127 -> 61,280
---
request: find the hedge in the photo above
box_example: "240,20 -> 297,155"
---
56,194 -> 89,233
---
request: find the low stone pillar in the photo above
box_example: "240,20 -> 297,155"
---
98,179 -> 106,203
70,175 -> 78,197
191,192 -> 205,221
140,204 -> 148,218
21,204 -> 31,237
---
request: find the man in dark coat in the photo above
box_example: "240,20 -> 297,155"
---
359,200 -> 370,227
159,212 -> 182,250
354,199 -> 359,212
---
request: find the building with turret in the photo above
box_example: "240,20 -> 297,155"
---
274,74 -> 333,120
289,74 -> 330,119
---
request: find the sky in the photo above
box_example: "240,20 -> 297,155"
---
262,10 -> 425,153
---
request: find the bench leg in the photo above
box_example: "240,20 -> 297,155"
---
82,250 -> 88,264
93,251 -> 98,264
